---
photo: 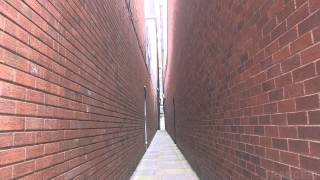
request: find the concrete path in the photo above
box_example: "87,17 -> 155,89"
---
131,130 -> 199,180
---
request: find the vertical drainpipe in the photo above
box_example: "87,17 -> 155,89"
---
144,86 -> 148,150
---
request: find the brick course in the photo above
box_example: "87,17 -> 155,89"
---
165,0 -> 320,179
0,0 -> 157,179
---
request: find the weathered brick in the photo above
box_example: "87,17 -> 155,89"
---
292,63 -> 316,82
287,4 -> 309,28
26,144 -> 44,159
309,110 -> 320,124
25,117 -> 44,130
279,27 -> 298,47
300,156 -> 320,173
298,127 -> 320,140
265,40 -> 278,56
269,88 -> 284,101
314,26 -> 320,43
265,126 -> 279,137
262,80 -> 276,92
281,55 -> 301,72
14,132 -> 36,146
298,10 -> 320,35
284,83 -> 304,98
0,82 -> 26,100
290,32 -> 313,54
291,167 -> 313,180
13,161 -> 35,178
278,99 -> 295,112
264,103 -> 278,114
271,22 -> 287,40
0,133 -> 13,148
287,112 -> 307,125
279,126 -> 298,138
0,166 -> 13,180
288,139 -> 309,153
0,98 -> 16,114
272,46 -> 290,64
296,94 -> 319,110
309,0 -> 320,12
310,142 -> 320,157
295,0 -> 308,8
271,113 -> 287,125
263,18 -> 277,36
304,76 -> 320,94
0,116 -> 25,131
277,1 -> 295,23
272,138 -> 288,150
0,148 -> 26,166
35,153 -> 65,170
275,73 -> 292,88
308,142 -> 320,159
280,151 -> 299,166
15,102 -> 37,116
266,148 -> 280,161
301,44 -> 320,64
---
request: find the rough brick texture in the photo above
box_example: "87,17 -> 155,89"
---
165,0 -> 320,179
0,0 -> 157,179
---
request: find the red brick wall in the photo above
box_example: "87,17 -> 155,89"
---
130,0 -> 146,52
0,0 -> 157,179
165,0 -> 320,179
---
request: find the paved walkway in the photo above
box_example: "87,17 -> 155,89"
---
131,130 -> 199,180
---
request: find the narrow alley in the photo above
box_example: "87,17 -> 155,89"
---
131,131 -> 198,180
0,0 -> 320,180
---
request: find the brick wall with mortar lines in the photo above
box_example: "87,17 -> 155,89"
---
165,0 -> 320,179
0,0 -> 157,179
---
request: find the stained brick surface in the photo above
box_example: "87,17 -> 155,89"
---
0,0 -> 157,179
165,0 -> 320,179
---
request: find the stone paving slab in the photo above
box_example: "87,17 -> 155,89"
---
131,131 -> 199,180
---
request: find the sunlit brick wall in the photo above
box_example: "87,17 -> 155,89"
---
0,0 -> 157,179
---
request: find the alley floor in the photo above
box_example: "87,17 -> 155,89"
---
130,131 -> 199,180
